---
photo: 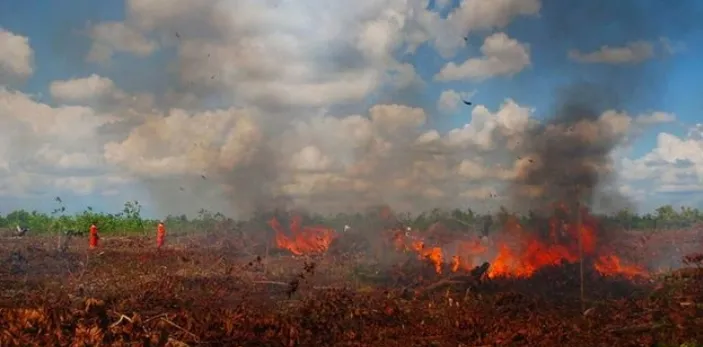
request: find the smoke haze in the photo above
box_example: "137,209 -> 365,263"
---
1,0 -> 699,218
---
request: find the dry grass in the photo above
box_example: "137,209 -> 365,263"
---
0,234 -> 702,346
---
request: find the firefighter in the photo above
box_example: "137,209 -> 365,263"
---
89,222 -> 99,249
157,220 -> 166,249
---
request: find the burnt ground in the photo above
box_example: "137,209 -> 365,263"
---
0,233 -> 702,346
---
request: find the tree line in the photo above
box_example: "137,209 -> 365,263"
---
0,200 -> 701,235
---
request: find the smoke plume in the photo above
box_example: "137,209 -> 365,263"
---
506,0 -> 699,215
508,83 -> 631,214
84,0 -> 699,218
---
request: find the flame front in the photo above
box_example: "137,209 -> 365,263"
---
268,204 -> 648,279
594,255 -> 648,278
392,204 -> 648,279
269,216 -> 336,255
393,230 -> 486,274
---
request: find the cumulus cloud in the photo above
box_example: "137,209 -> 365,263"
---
622,129 -> 703,183
427,0 -> 541,57
442,99 -> 532,150
0,87 -> 126,198
2,0 -> 696,216
634,112 -> 676,125
568,40 -> 655,64
435,33 -> 531,81
0,28 -> 34,81
437,89 -> 475,113
50,74 -> 122,101
86,22 -> 158,64
618,124 -> 703,210
437,90 -> 461,112
103,107 -> 262,177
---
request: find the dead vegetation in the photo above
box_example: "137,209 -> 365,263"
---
0,233 -> 702,346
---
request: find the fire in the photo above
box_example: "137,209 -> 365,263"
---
392,204 -> 648,279
269,216 -> 336,255
410,241 -> 443,273
391,227 -> 487,274
486,213 -> 596,278
594,255 -> 648,278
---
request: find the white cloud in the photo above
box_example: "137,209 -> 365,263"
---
35,146 -> 96,170
620,127 -> 703,203
81,0 -> 541,110
0,28 -> 34,81
0,74 -> 677,214
103,107 -> 263,177
437,89 -> 461,112
290,146 -> 332,172
428,0 -> 541,57
457,158 -> 488,180
86,21 -> 158,64
369,104 -> 426,135
634,112 -> 676,125
435,33 -> 531,81
129,0 -> 421,109
50,74 -> 122,101
416,130 -> 441,145
437,89 -> 476,113
7,0 -> 697,215
0,87 -> 116,141
569,40 -> 655,64
0,87 -> 130,198
442,98 -> 532,150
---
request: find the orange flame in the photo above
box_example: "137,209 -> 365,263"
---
391,229 -> 486,274
410,241 -> 443,273
269,216 -> 336,255
392,204 -> 648,279
594,255 -> 648,278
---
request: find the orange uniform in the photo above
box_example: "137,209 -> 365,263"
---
157,222 -> 166,249
89,224 -> 99,249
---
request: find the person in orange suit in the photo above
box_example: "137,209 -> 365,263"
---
89,222 -> 99,249
156,221 -> 166,249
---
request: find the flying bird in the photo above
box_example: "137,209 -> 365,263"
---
462,99 -> 472,106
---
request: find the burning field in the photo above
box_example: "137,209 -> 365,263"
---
1,204 -> 702,346
2,85 -> 702,346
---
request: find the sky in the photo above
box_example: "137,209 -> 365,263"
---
0,0 -> 702,218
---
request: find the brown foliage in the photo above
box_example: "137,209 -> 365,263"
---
0,234 -> 702,346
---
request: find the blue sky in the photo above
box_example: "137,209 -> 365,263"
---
1,0 -> 702,218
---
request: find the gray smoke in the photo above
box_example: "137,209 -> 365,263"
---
507,0 -> 699,216
91,0 -> 700,219
508,83 -> 631,214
